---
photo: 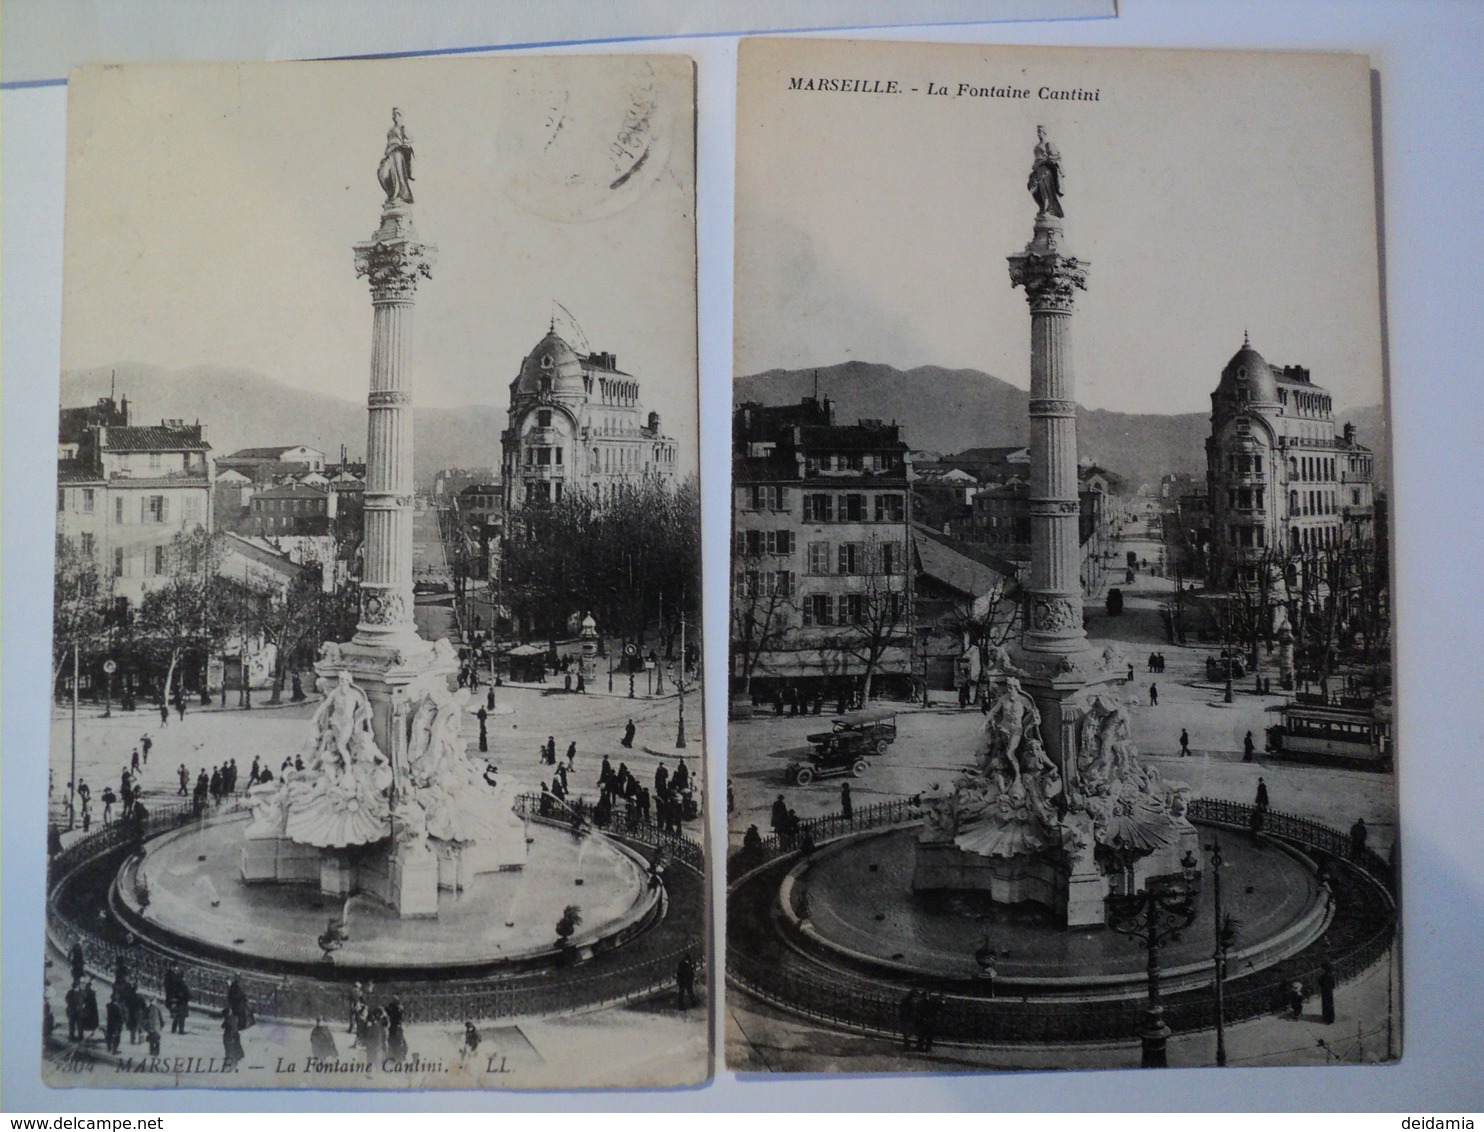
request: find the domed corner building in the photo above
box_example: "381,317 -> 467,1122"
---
500,322 -> 679,511
1203,333 -> 1376,591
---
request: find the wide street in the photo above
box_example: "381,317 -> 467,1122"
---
50,672 -> 705,837
44,668 -> 708,1087
728,515 -> 1398,856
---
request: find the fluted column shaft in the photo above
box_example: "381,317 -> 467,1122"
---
352,206 -> 436,646
1008,215 -> 1090,655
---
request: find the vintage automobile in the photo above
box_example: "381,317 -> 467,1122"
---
785,707 -> 898,785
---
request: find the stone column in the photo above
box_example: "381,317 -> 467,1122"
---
1008,212 -> 1089,656
353,205 -> 436,649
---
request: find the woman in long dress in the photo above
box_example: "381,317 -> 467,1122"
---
378,108 -> 415,205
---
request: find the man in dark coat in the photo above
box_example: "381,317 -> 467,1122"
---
655,764 -> 670,800
1255,777 -> 1270,810
622,719 -> 636,749
79,980 -> 100,1040
170,975 -> 191,1034
676,952 -> 697,1009
477,706 -> 489,752
770,794 -> 789,837
105,992 -> 124,1054
1243,731 -> 1256,761
1319,960 -> 1337,1024
226,975 -> 249,1030
1350,817 -> 1369,858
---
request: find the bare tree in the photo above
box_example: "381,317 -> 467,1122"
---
729,554 -> 797,698
834,537 -> 911,702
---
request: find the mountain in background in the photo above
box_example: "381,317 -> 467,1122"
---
735,361 -> 1389,493
60,364 -> 504,487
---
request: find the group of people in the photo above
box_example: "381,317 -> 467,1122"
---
1146,653 -> 1168,673
186,759 -> 245,811
898,989 -> 945,1052
343,983 -> 408,1071
54,942 -> 188,1060
768,794 -> 814,853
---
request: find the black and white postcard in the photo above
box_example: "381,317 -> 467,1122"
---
45,55 -> 707,1090
726,38 -> 1398,1073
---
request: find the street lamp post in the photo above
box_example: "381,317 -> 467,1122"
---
676,600 -> 687,749
1208,834 -> 1239,1067
1105,850 -> 1200,1068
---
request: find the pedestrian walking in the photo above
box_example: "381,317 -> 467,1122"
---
477,706 -> 488,753
460,1020 -> 480,1062
1179,729 -> 1190,757
676,952 -> 697,1009
159,702 -> 169,727
1255,777 -> 1269,810
1243,731 -> 1256,762
1350,817 -> 1368,858
221,1008 -> 245,1069
566,741 -> 577,768
131,748 -> 141,773
146,998 -> 165,1056
170,977 -> 191,1034
178,764 -> 189,795
177,697 -> 186,722
622,719 -> 636,749
101,787 -> 116,825
841,780 -> 853,822
80,980 -> 100,1041
1149,683 -> 1158,706
1318,960 -> 1337,1024
310,1016 -> 338,1059
487,687 -> 495,711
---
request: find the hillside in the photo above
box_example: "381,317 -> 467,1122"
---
60,365 -> 504,488
735,362 -> 1388,493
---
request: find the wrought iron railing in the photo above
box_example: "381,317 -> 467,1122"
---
512,792 -> 705,871
47,797 -> 705,1025
727,797 -> 1397,1045
728,795 -> 920,878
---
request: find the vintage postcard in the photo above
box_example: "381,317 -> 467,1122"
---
46,55 -> 706,1090
727,38 -> 1398,1073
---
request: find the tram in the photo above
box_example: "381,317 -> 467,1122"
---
1265,697 -> 1392,771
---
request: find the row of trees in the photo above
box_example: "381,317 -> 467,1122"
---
52,528 -> 357,707
500,474 -> 702,656
1195,533 -> 1390,694
731,536 -> 923,702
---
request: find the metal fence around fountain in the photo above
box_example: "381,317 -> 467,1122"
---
511,792 -> 705,871
47,796 -> 704,1025
727,795 -> 921,878
727,796 -> 1398,1045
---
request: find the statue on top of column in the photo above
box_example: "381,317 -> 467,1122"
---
378,108 -> 415,206
1028,125 -> 1065,219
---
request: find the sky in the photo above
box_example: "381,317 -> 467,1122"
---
59,55 -> 699,471
734,40 -> 1386,416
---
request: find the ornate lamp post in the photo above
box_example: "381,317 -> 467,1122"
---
1207,834 -> 1240,1067
1105,849 -> 1200,1067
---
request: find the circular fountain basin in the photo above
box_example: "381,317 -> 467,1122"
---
787,824 -> 1329,996
116,812 -> 658,975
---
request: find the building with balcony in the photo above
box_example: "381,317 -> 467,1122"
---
499,323 -> 678,510
1204,335 -> 1375,588
731,396 -> 914,701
